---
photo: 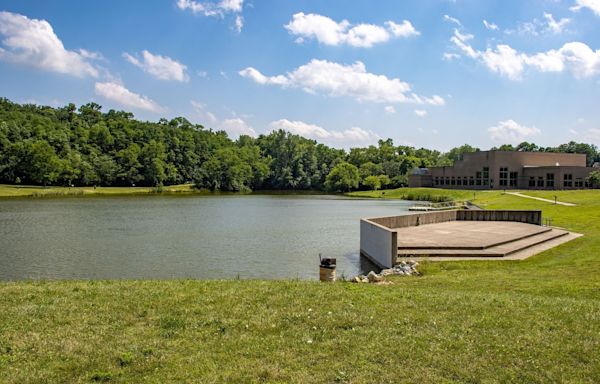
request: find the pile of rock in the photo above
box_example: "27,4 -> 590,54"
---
352,260 -> 420,284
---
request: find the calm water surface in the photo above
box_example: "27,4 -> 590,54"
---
0,194 -> 411,280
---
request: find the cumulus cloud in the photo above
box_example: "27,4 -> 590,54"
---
506,13 -> 570,36
191,100 -> 217,124
284,13 -> 419,48
450,29 -> 600,79
269,119 -> 380,146
414,109 -> 427,117
95,82 -> 164,113
483,20 -> 498,30
124,50 -> 189,82
443,15 -> 462,26
190,101 -> 256,138
571,0 -> 600,16
220,118 -> 257,138
0,11 -> 99,77
488,119 -> 541,143
177,0 -> 244,31
384,105 -> 396,114
176,0 -> 242,15
239,59 -> 444,106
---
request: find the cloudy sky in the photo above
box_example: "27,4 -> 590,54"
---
1,0 -> 599,150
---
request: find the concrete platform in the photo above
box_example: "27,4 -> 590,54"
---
395,221 -> 552,250
395,221 -> 576,260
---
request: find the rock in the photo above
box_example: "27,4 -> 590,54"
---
352,276 -> 363,283
367,271 -> 384,283
380,269 -> 394,276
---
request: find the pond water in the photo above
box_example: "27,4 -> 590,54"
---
0,194 -> 411,280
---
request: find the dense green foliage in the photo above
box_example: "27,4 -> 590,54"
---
1,98 -> 599,191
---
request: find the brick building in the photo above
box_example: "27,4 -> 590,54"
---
408,150 -> 596,190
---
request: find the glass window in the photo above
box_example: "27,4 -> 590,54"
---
546,173 -> 554,188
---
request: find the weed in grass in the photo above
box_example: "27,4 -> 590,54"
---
90,371 -> 113,382
117,352 -> 133,367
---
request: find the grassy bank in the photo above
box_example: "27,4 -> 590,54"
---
347,187 -> 478,202
1,188 -> 600,382
0,183 -> 201,198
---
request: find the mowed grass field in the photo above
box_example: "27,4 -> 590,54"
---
1,188 -> 599,383
0,183 -> 199,198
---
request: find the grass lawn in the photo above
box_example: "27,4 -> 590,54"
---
1,188 -> 599,383
0,184 -> 201,198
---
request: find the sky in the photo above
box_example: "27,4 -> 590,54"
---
0,0 -> 599,151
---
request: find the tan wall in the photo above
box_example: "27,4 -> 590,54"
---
369,210 -> 458,229
422,151 -> 591,190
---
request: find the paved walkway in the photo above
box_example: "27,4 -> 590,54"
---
505,192 -> 576,206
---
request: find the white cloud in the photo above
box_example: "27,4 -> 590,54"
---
385,20 -> 420,38
284,13 -> 419,48
234,15 -> 244,33
443,15 -> 462,26
239,59 -> 444,105
190,101 -> 255,138
220,118 -> 257,138
450,29 -> 600,79
269,119 -> 380,146
176,0 -> 242,16
507,13 -> 570,36
571,0 -> 600,16
488,119 -> 541,143
443,52 -> 461,61
414,109 -> 427,117
384,105 -> 396,114
543,13 -> 570,34
95,82 -> 164,113
0,11 -> 99,77
124,50 -> 189,82
191,100 -> 218,123
483,20 -> 499,30
177,0 -> 244,32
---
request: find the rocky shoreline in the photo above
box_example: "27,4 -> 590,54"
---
352,260 -> 420,283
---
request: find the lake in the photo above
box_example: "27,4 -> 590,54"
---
0,194 -> 411,280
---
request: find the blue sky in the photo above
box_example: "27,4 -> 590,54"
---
0,0 -> 599,150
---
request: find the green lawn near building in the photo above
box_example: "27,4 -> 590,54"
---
1,188 -> 599,383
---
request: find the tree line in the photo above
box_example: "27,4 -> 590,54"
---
0,98 -> 598,192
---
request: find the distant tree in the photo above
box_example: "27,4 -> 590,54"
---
587,170 -> 600,188
516,142 -> 539,152
363,175 -> 382,190
437,144 -> 479,166
325,162 -> 359,192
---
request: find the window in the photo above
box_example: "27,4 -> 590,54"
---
499,167 -> 508,187
451,177 -> 456,185
464,177 -> 468,186
564,174 -> 573,188
509,172 -> 518,187
537,177 -> 544,187
546,173 -> 554,188
445,177 -> 450,185
469,177 -> 475,186
529,177 -> 535,187
575,180 -> 584,188
457,178 -> 462,186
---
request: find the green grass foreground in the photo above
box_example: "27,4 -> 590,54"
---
1,189 -> 600,382
0,183 -> 201,198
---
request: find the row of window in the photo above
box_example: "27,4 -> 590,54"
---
433,170 -> 585,188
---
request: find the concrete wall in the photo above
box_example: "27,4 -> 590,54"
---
360,210 -> 542,267
457,210 -> 542,225
370,211 -> 458,229
360,219 -> 397,268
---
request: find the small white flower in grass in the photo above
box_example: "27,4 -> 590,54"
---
328,311 -> 332,315
308,308 -> 312,312
307,339 -> 313,344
